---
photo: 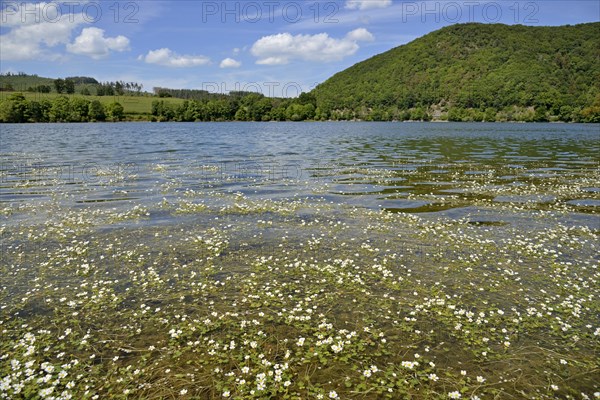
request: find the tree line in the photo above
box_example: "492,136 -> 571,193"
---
2,89 -> 598,123
0,93 -> 124,123
150,92 -> 318,122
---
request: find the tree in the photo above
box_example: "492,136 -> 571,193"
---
54,79 -> 65,94
297,92 -> 317,107
115,81 -> 124,95
285,103 -> 315,121
105,102 -> 124,121
88,100 -> 106,122
69,98 -> 90,122
49,96 -> 71,122
28,100 -> 50,122
0,93 -> 29,122
580,93 -> 600,123
64,79 -> 75,94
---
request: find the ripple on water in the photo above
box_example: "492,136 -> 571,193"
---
493,195 -> 557,204
566,199 -> 600,207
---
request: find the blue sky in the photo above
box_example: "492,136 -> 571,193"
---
1,0 -> 598,97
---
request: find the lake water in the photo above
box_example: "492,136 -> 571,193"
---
2,122 -> 599,222
1,122 -> 599,399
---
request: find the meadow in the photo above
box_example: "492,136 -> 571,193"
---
0,91 -> 185,117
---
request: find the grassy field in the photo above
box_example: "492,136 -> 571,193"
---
0,75 -> 104,95
0,91 -> 185,116
0,75 -> 55,90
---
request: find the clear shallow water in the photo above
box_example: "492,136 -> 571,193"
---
1,122 -> 599,225
1,122 -> 599,399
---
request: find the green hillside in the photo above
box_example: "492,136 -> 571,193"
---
312,22 -> 600,122
0,74 -> 55,91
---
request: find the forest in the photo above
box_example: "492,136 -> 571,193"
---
312,22 -> 600,122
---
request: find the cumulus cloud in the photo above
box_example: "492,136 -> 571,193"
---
250,28 -> 375,65
142,48 -> 211,67
346,0 -> 392,10
67,27 -> 130,59
345,27 -> 375,42
0,2 -> 86,60
0,2 -> 130,61
220,58 -> 242,68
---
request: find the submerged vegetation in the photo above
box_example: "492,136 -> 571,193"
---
1,134 -> 599,398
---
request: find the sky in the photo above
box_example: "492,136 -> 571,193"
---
1,0 -> 599,97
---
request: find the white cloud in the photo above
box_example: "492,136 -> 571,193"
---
220,58 -> 242,68
142,48 -> 211,67
0,2 -> 131,61
0,2 -> 86,60
346,0 -> 392,10
345,28 -> 375,42
250,29 -> 375,65
67,27 -> 129,59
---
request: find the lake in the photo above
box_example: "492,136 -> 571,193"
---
1,122 -> 599,399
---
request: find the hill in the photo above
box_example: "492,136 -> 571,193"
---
0,73 -> 55,92
312,22 -> 600,122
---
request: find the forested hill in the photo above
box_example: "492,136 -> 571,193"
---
312,22 -> 600,122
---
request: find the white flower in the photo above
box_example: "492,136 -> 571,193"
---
180,389 -> 188,395
476,376 -> 485,383
448,391 -> 462,399
551,384 -> 559,391
460,370 -> 467,376
222,390 -> 230,397
296,337 -> 305,346
331,343 -> 343,353
428,373 -> 439,381
39,387 -> 54,397
559,359 -> 567,365
329,391 -> 338,399
401,361 -> 418,369
363,369 -> 372,377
